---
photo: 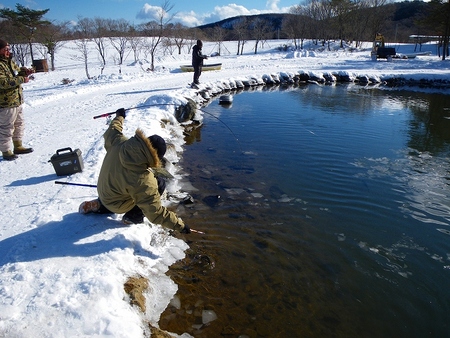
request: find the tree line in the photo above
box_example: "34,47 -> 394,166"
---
205,0 -> 449,59
0,1 -> 203,76
1,0 -> 449,76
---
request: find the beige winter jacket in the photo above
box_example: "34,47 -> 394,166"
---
97,116 -> 185,231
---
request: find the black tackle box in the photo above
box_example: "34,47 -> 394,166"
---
49,147 -> 84,176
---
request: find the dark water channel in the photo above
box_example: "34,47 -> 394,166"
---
159,84 -> 450,337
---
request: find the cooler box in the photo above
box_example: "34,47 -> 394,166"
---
49,147 -> 84,176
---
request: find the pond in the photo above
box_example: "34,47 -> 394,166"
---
160,84 -> 450,337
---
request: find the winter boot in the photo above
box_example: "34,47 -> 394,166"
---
2,150 -> 18,161
79,199 -> 101,214
13,140 -> 33,155
122,205 -> 144,224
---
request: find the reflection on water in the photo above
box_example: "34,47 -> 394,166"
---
160,84 -> 450,337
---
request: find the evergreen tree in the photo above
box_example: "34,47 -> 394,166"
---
0,4 -> 51,63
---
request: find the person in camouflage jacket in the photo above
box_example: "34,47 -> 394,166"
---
79,109 -> 190,234
0,38 -> 34,161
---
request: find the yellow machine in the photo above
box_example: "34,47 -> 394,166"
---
371,33 -> 396,60
374,33 -> 385,48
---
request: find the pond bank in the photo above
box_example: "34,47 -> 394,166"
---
184,69 -> 450,106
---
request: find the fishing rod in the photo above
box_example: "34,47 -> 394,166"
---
55,181 -> 97,188
92,103 -> 180,119
93,103 -> 243,153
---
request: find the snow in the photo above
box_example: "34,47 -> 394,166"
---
0,39 -> 448,337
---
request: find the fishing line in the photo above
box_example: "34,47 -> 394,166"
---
198,107 -> 243,154
127,103 -> 178,111
94,103 -> 243,154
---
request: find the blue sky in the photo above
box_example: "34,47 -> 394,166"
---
0,0 -> 298,27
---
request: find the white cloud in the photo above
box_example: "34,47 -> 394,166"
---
266,0 -> 294,14
266,0 -> 281,11
176,4 -> 261,27
213,4 -> 258,19
173,11 -> 203,27
136,3 -> 166,21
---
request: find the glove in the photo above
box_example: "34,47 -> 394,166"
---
115,108 -> 126,118
19,67 -> 34,77
180,224 -> 191,234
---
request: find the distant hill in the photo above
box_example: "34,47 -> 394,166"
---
198,13 -> 289,31
197,13 -> 296,40
383,1 -> 434,41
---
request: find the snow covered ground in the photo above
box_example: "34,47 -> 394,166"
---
0,39 -> 448,337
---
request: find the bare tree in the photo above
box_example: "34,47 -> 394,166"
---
303,0 -> 333,45
139,21 -> 159,68
362,0 -> 393,41
10,44 -> 30,67
107,19 -> 130,73
128,30 -> 146,63
168,22 -> 188,54
37,22 -> 70,71
209,26 -> 227,55
252,18 -> 272,54
91,18 -> 109,74
283,7 -> 311,49
421,0 -> 450,60
233,17 -> 248,55
162,37 -> 176,55
140,0 -> 174,71
329,0 -> 356,48
74,16 -> 93,79
346,0 -> 371,47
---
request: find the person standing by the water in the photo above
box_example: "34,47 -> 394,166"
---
0,38 -> 34,161
192,39 -> 208,86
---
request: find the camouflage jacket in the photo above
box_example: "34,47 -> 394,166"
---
0,56 -> 26,108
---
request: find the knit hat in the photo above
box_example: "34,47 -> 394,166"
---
148,135 -> 166,160
0,39 -> 8,49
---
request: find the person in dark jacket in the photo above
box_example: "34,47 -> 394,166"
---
191,40 -> 208,86
79,108 -> 190,234
0,38 -> 34,161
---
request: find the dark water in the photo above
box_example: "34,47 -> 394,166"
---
160,84 -> 450,337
